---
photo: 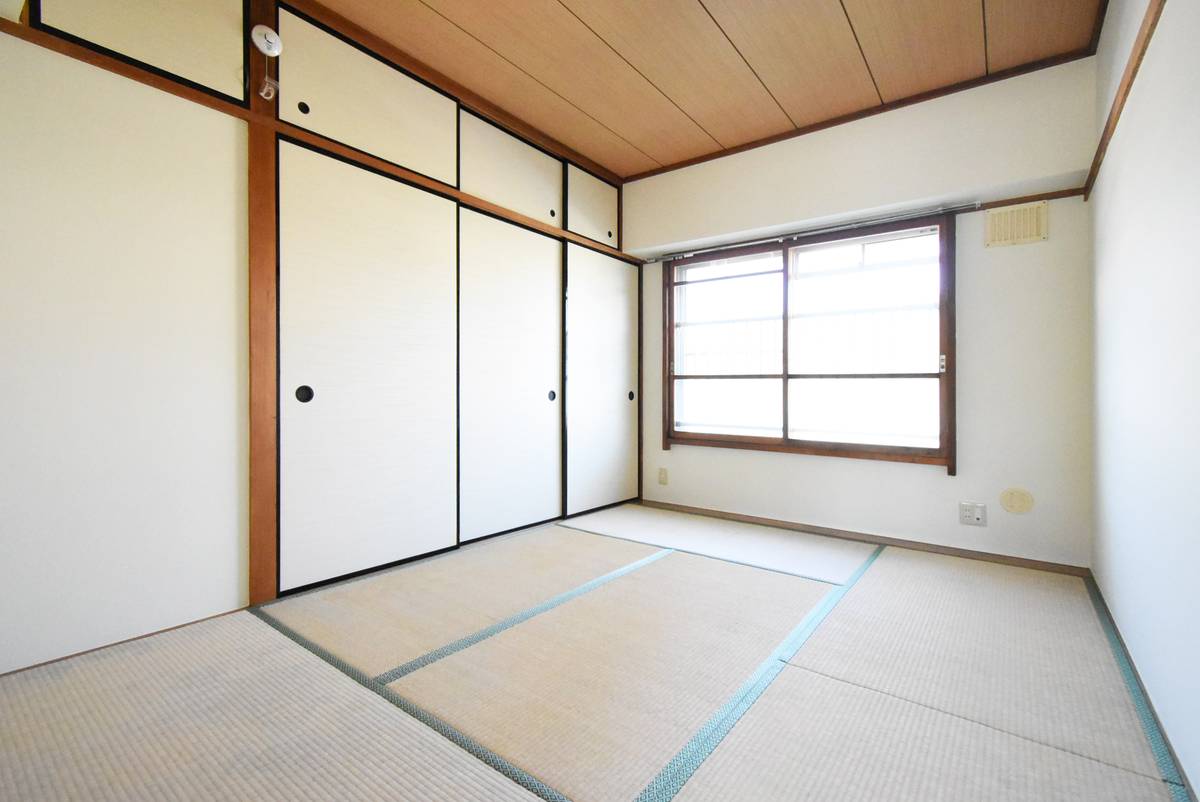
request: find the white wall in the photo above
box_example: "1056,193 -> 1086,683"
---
0,0 -> 22,21
0,34 -> 248,674
1090,0 -> 1200,786
623,57 -> 1096,258
643,197 -> 1094,567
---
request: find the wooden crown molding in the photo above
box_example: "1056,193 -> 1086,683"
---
1084,0 -> 1167,198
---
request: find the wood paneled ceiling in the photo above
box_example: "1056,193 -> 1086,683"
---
316,0 -> 1106,180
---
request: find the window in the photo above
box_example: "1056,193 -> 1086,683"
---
664,215 -> 956,473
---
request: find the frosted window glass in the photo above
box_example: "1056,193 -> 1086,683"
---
788,379 -> 939,447
789,308 -> 939,373
674,273 -> 782,374
676,251 -> 782,282
675,379 -> 782,437
788,230 -> 939,374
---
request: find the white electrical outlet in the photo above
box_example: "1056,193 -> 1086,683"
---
959,502 -> 987,527
657,467 -> 668,486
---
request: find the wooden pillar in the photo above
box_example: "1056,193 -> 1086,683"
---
247,0 -> 279,605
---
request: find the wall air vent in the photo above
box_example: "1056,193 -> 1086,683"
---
985,200 -> 1048,247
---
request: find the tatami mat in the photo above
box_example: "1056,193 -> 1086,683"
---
0,612 -> 539,802
562,503 -> 875,583
673,666 -> 1174,802
789,547 -> 1163,778
262,524 -> 658,677
390,550 -> 832,802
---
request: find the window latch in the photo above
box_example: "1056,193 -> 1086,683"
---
939,354 -> 947,373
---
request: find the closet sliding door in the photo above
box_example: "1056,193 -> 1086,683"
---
566,243 -> 638,514
459,209 -> 562,540
278,141 -> 457,591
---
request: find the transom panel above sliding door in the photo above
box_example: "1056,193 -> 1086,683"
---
278,141 -> 457,592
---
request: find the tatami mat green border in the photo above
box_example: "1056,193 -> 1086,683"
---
1084,576 -> 1192,801
374,548 -> 673,684
249,608 -> 574,802
634,545 -> 885,802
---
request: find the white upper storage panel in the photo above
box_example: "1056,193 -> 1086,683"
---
278,8 -> 457,186
38,0 -> 244,99
459,110 -> 563,227
567,164 -> 619,247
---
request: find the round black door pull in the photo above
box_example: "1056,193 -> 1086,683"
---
607,230 -> 613,239
295,385 -> 314,403
628,391 -> 635,400
548,390 -> 557,401
550,209 -> 556,217
297,101 -> 311,114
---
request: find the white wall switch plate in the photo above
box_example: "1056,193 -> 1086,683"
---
959,501 -> 988,526
657,467 -> 668,486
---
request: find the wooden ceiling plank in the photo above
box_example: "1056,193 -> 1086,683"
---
841,0 -> 986,102
558,0 -> 793,148
702,0 -> 882,128
417,0 -> 719,165
985,0 -> 1103,73
314,0 -> 658,177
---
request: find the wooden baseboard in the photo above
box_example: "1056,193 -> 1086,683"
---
639,499 -> 1090,578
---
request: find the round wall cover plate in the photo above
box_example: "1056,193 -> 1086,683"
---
252,25 -> 283,57
1000,488 -> 1034,514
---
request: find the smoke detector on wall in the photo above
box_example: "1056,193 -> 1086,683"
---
251,25 -> 283,57
251,25 -> 282,101
986,200 -> 1048,247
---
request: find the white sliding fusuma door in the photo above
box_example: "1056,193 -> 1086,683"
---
459,209 -> 563,540
278,141 -> 457,591
566,243 -> 638,514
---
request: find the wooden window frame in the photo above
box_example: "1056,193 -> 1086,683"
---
662,214 -> 956,475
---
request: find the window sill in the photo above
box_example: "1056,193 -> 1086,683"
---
664,432 -> 956,475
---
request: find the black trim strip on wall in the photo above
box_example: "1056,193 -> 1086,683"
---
562,497 -> 641,520
455,102 -> 462,191
28,0 -> 250,107
637,261 -> 643,501
242,0 -> 252,102
561,159 -> 570,519
461,515 -> 565,547
281,544 -> 461,597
